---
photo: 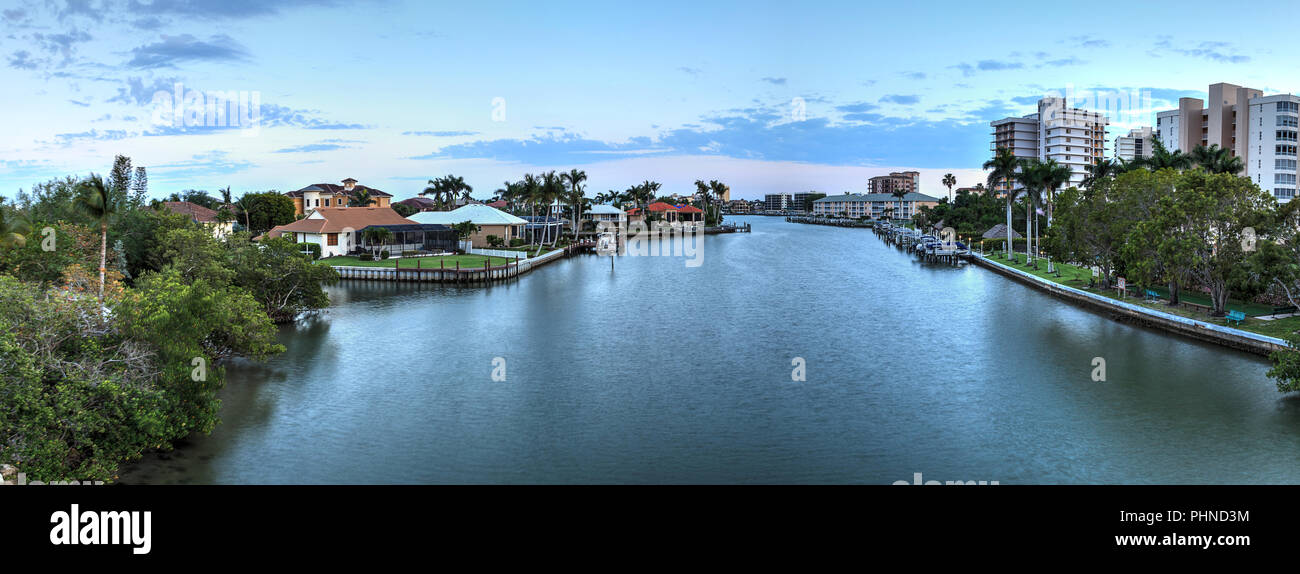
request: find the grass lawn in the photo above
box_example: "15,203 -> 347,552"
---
983,250 -> 1300,339
324,254 -> 517,268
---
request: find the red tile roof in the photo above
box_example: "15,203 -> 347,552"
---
646,202 -> 677,212
676,205 -> 704,213
161,201 -> 221,223
272,207 -> 414,234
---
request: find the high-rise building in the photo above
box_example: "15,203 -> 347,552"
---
1247,94 -> 1300,202
867,171 -> 920,195
763,193 -> 792,211
1156,83 -> 1260,163
1156,82 -> 1298,202
1114,127 -> 1155,161
990,97 -> 1109,193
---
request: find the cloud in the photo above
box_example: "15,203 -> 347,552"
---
127,34 -> 250,68
950,59 -> 1024,76
879,94 -> 920,105
1042,57 -> 1085,67
901,72 -> 926,80
7,50 -> 42,70
273,143 -> 351,153
124,0 -> 343,20
677,66 -> 702,76
132,16 -> 166,30
1071,35 -> 1110,49
402,130 -> 480,137
52,129 -> 132,144
68,99 -> 91,107
1153,37 -> 1250,63
413,108 -> 992,169
835,102 -> 878,114
107,76 -> 183,105
32,28 -> 93,64
760,77 -> 787,85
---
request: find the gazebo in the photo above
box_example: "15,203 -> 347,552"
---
982,223 -> 1022,240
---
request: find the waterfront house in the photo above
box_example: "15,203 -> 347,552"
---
285,178 -> 393,216
520,216 -> 565,244
584,204 -> 627,234
408,203 -> 527,247
161,201 -> 234,238
812,192 -> 940,220
263,207 -> 416,257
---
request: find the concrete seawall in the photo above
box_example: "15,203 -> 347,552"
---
971,254 -> 1289,357
332,248 -> 569,284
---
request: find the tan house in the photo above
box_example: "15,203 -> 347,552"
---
286,178 -> 393,216
161,201 -> 235,238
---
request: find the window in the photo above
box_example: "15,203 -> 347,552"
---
1277,159 -> 1297,171
1281,116 -> 1299,128
1277,173 -> 1297,186
1280,130 -> 1299,142
1278,144 -> 1297,156
1276,188 -> 1296,199
327,233 -> 338,246
1278,101 -> 1299,114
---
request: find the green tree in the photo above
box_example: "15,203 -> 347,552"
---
237,192 -> 296,236
563,169 -> 588,240
984,147 -> 1022,260
231,237 -> 339,323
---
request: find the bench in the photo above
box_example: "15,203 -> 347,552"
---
1181,301 -> 1212,314
1226,310 -> 1246,326
1144,289 -> 1161,302
1271,305 -> 1298,316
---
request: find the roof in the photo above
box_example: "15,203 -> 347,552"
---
161,201 -> 221,223
813,192 -> 941,203
646,202 -> 677,212
394,197 -> 439,209
359,223 -> 452,233
284,182 -> 392,198
587,204 -> 624,215
982,223 -> 1023,239
487,200 -> 508,209
407,204 -> 527,226
676,205 -> 704,213
272,207 -> 415,234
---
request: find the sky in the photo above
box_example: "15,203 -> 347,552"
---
0,0 -> 1295,201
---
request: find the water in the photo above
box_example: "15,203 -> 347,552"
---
119,216 -> 1300,484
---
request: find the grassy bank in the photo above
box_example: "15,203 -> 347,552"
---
984,251 -> 1300,339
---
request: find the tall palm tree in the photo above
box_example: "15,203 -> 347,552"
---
562,169 -> 587,241
1082,158 -> 1120,189
220,185 -> 233,205
442,174 -> 473,208
942,173 -> 957,201
1040,159 -> 1073,272
709,180 -> 729,225
75,173 -> 117,305
890,188 -> 908,223
1015,159 -> 1046,266
983,147 -> 1021,260
0,208 -> 32,249
540,171 -> 566,247
420,177 -> 446,208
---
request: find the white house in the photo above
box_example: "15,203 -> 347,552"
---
408,204 -> 527,247
263,207 -> 416,257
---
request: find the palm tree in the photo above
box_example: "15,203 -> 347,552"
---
540,171 -> 566,247
890,188 -> 908,223
942,173 -> 957,201
75,173 -> 117,305
709,180 -> 729,225
1192,144 -> 1245,174
1040,159 -> 1073,272
0,208 -> 32,248
443,174 -> 473,208
562,169 -> 587,241
362,226 -> 393,257
220,185 -> 233,205
420,177 -> 446,208
983,147 -> 1021,261
348,187 -> 375,207
1082,158 -> 1121,189
1015,159 -> 1048,266
1145,138 -> 1193,171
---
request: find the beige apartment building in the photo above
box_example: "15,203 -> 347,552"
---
1156,83 -> 1261,163
867,171 -> 920,195
990,97 -> 1109,193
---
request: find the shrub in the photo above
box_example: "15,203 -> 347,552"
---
402,250 -> 420,257
509,238 -> 525,247
379,250 -> 390,260
360,253 -> 374,261
302,243 -> 322,260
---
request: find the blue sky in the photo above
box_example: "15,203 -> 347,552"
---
0,0 -> 1293,200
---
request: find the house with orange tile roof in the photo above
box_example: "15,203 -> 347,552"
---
627,202 -> 705,226
262,206 -> 424,257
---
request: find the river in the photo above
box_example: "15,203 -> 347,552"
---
118,216 -> 1300,484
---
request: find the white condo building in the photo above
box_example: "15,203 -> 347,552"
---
1114,127 -> 1155,161
990,97 -> 1109,193
1156,82 -> 1300,202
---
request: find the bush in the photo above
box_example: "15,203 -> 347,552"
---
379,250 -> 390,260
360,253 -> 374,261
402,250 -> 420,257
509,238 -> 525,247
302,243 -> 322,260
